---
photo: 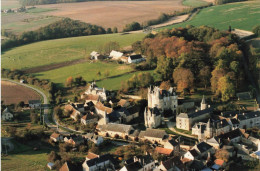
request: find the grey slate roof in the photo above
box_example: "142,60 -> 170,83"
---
124,161 -> 143,171
196,142 -> 213,153
178,108 -> 212,119
139,129 -> 167,139
129,54 -> 142,60
98,123 -> 133,134
85,154 -> 113,167
217,128 -> 243,140
237,111 -> 260,121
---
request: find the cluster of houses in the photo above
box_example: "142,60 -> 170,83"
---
2,6 -> 29,13
47,83 -> 260,170
90,50 -> 145,64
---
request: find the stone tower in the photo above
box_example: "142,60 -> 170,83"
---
201,95 -> 207,110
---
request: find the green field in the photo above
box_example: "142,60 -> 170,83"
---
161,1 -> 260,31
2,33 -> 145,70
34,61 -> 134,87
183,0 -> 209,7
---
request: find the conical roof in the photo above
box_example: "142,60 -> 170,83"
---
201,95 -> 206,104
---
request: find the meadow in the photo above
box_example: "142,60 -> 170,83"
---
182,0 -> 209,7
1,33 -> 145,70
34,61 -> 135,88
161,1 -> 260,31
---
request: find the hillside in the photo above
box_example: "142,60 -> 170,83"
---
160,1 -> 260,31
1,33 -> 145,70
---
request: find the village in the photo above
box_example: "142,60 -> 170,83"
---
3,75 -> 260,170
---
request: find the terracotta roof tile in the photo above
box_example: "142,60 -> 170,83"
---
155,147 -> 173,155
95,101 -> 113,114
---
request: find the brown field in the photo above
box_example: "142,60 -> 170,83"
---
37,0 -> 186,30
1,81 -> 41,105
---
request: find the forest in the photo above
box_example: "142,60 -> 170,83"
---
127,26 -> 245,101
2,18 -> 106,51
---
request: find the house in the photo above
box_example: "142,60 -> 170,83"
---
127,54 -> 145,63
184,149 -> 199,160
138,129 -> 168,144
120,161 -> 143,171
192,119 -> 231,140
82,94 -> 100,105
176,96 -> 212,131
86,152 -> 99,160
47,162 -> 55,170
64,136 -> 84,146
237,148 -> 255,161
95,101 -> 113,117
118,99 -> 130,108
20,79 -> 25,83
217,128 -> 244,144
50,132 -> 63,142
81,113 -> 98,125
84,81 -> 109,102
59,161 -> 82,171
211,159 -> 226,170
83,133 -> 104,146
65,104 -> 82,121
120,56 -> 129,63
222,145 -> 236,157
121,155 -> 156,171
97,123 -> 134,138
155,147 -> 173,156
155,156 -> 187,171
1,108 -> 13,121
72,103 -> 85,113
164,138 -> 180,154
191,141 -> 214,158
205,137 -> 222,149
109,50 -> 124,60
236,111 -> 260,129
82,154 -> 115,171
28,100 -> 41,108
90,51 -> 104,60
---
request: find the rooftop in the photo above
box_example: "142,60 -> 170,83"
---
97,123 -> 133,134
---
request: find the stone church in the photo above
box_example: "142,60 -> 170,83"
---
144,86 -> 178,128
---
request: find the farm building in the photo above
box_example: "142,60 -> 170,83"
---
109,50 -> 124,60
29,100 -> 41,108
1,108 -> 14,121
128,54 -> 145,63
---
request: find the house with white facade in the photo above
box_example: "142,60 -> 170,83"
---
83,133 -> 104,146
96,123 -> 134,138
127,54 -> 145,63
139,129 -> 168,144
109,50 -> 124,60
82,154 -> 115,171
1,108 -> 13,121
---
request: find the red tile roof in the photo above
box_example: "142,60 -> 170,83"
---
95,102 -> 113,114
86,152 -> 99,160
215,159 -> 225,166
155,147 -> 173,155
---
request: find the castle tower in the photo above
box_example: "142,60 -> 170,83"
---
206,119 -> 212,138
201,95 -> 207,110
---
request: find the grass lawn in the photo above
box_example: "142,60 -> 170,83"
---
182,0 -> 209,7
160,1 -> 260,31
34,61 -> 134,87
2,33 -> 145,70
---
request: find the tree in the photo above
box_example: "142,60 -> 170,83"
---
102,41 -> 120,55
252,25 -> 260,37
215,149 -> 229,162
18,101 -> 25,108
123,22 -> 141,32
5,126 -> 17,137
160,81 -> 171,90
96,71 -> 101,78
48,151 -> 61,163
217,76 -> 235,102
30,110 -> 39,124
106,28 -> 112,34
74,76 -> 83,87
211,68 -> 226,93
173,68 -> 194,93
199,66 -> 211,89
66,76 -> 74,87
113,27 -> 118,33
89,145 -> 100,154
54,106 -> 63,120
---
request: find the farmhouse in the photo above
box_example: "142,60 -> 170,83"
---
65,104 -> 82,121
84,81 -> 108,101
64,135 -> 84,146
109,107 -> 139,124
1,108 -> 14,121
82,154 -> 115,171
29,100 -> 41,108
127,54 -> 145,63
50,132 -> 63,142
155,156 -> 187,171
90,51 -> 105,60
83,133 -> 104,146
109,50 -> 124,60
118,99 -> 130,108
95,101 -> 113,117
82,94 -> 100,105
97,123 -> 134,138
60,161 -> 82,171
81,113 -> 98,125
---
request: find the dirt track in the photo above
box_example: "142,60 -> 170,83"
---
37,0 -> 186,30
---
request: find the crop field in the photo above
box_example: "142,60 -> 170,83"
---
36,0 -> 186,31
1,80 -> 41,105
1,0 -> 20,10
34,61 -> 134,87
1,33 -> 145,70
161,1 -> 260,31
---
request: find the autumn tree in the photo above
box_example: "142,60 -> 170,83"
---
160,81 -> 171,90
210,68 -> 226,93
217,76 -> 235,102
113,27 -> 118,33
48,151 -> 61,163
173,68 -> 194,93
215,149 -> 229,162
199,66 -> 211,89
155,56 -> 173,81
66,76 -> 74,87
